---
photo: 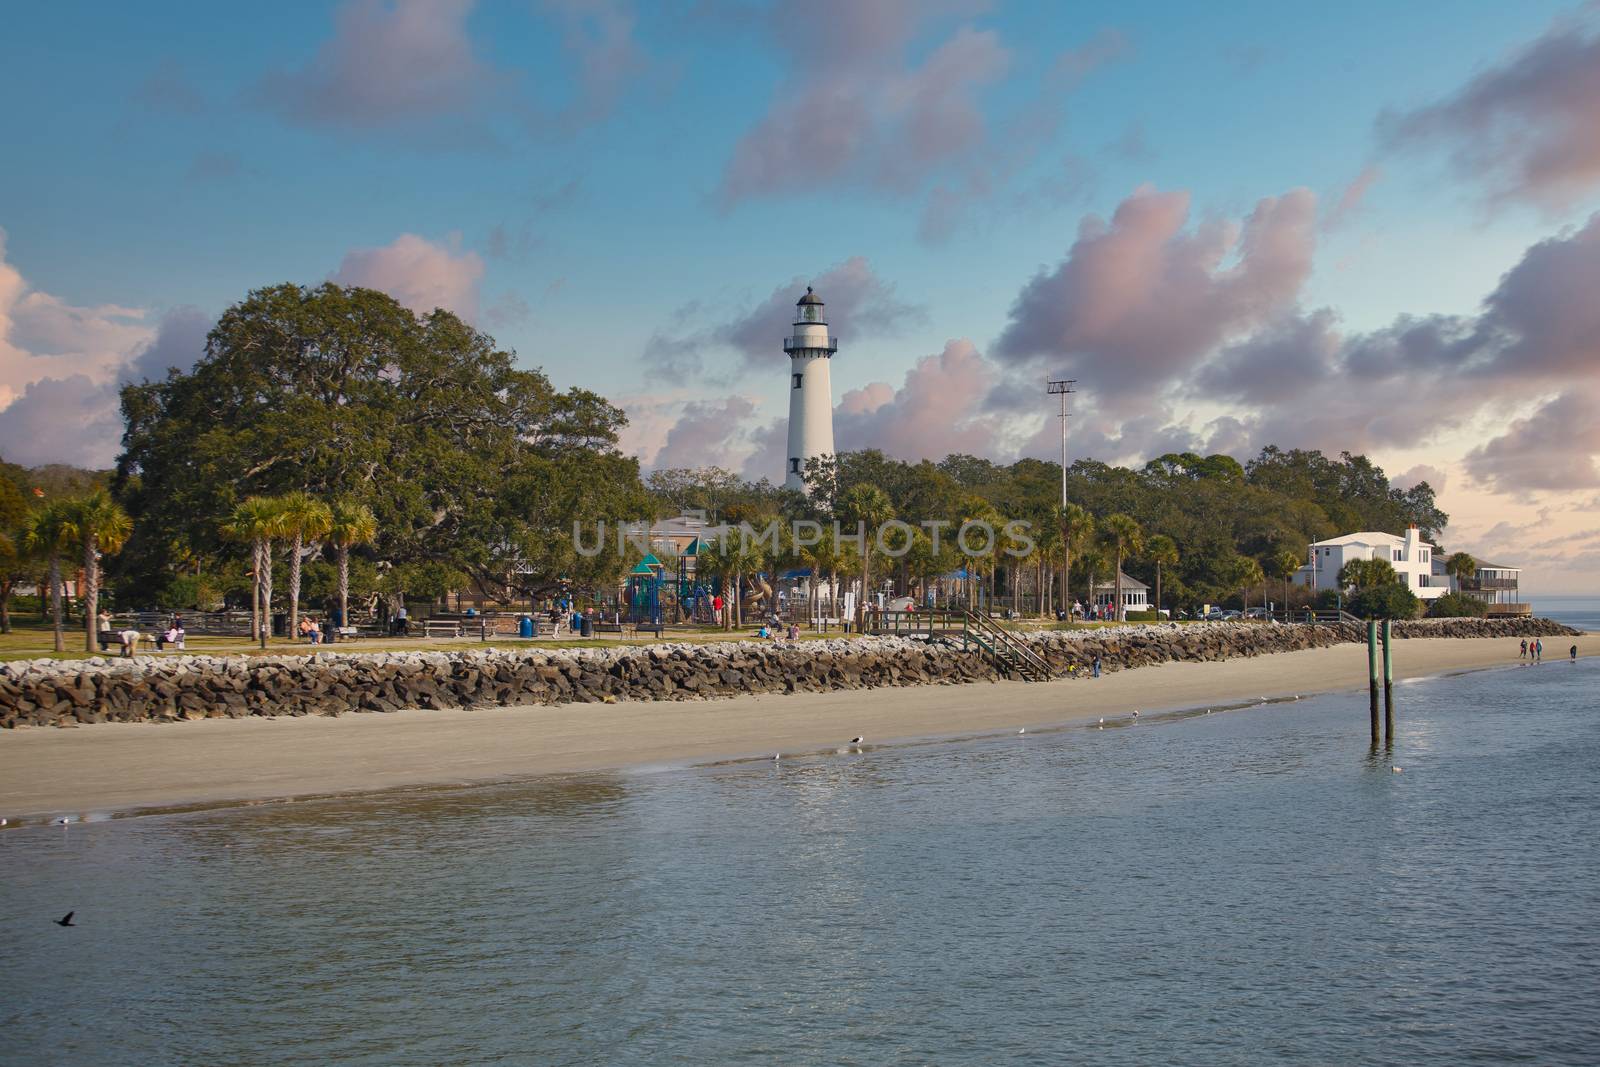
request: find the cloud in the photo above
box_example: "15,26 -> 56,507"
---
643,256 -> 921,375
331,233 -> 485,321
0,375 -> 126,468
715,3 -> 1122,226
0,228 -> 151,409
1471,212 -> 1600,378
134,58 -> 206,115
1391,464 -> 1448,493
991,185 -> 1317,409
718,9 -> 1008,204
255,0 -> 508,137
1378,13 -> 1600,210
187,152 -> 242,183
649,395 -> 759,470
256,0 -> 651,144
0,298 -> 209,469
1322,165 -> 1381,230
1464,387 -> 1600,494
833,340 -> 1008,460
540,0 -> 652,128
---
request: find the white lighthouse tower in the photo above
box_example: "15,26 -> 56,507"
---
784,286 -> 836,492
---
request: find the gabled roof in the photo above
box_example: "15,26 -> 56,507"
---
1310,530 -> 1435,549
1089,570 -> 1149,592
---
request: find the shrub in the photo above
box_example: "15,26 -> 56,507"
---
1124,610 -> 1163,622
1346,582 -> 1421,620
1427,592 -> 1489,618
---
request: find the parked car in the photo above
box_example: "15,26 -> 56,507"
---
1245,607 -> 1269,619
1220,609 -> 1244,620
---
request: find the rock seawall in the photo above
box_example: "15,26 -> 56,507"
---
0,617 -> 1578,729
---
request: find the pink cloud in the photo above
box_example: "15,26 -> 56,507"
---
1322,165 -> 1381,230
644,256 -> 921,375
992,185 -> 1317,407
1379,13 -> 1600,211
256,0 -> 506,134
1464,387 -> 1600,494
650,395 -> 759,471
717,2 -> 1008,205
834,340 -> 1006,460
332,233 -> 485,321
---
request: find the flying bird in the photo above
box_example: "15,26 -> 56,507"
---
55,912 -> 75,927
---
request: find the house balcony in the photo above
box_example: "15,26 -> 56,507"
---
1458,577 -> 1520,592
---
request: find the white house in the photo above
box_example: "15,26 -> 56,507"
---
1089,571 -> 1150,614
1434,557 -> 1528,615
1296,525 -> 1446,601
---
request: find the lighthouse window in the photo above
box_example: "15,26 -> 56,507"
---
789,458 -> 800,474
803,306 -> 820,322
793,373 -> 803,389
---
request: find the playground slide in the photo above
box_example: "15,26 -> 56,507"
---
741,577 -> 774,615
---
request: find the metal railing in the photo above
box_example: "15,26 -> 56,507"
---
782,336 -> 838,353
867,608 -> 1055,681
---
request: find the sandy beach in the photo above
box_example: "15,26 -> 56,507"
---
1,635 -> 1591,821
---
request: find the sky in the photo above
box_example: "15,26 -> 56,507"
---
2,0 -> 1600,592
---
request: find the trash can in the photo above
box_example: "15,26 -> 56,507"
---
580,617 -> 594,638
519,615 -> 534,638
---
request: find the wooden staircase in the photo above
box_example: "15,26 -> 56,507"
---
868,608 -> 1056,682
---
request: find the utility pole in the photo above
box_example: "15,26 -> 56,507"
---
1047,379 -> 1076,507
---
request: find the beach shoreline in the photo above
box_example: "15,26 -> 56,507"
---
3,634 -> 1592,823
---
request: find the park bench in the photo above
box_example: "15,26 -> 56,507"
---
592,622 -> 625,636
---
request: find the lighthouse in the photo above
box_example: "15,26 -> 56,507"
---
783,286 -> 836,492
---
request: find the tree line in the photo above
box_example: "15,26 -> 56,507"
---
0,280 -> 1465,634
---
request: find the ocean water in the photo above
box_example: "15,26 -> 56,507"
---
1534,595 -> 1600,633
3,659 -> 1598,1065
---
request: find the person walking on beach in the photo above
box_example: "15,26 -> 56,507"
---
1572,644 -> 1579,661
1520,639 -> 1528,659
1092,655 -> 1102,678
1534,638 -> 1543,662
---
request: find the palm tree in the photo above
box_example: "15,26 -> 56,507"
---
1227,556 -> 1266,612
1338,557 -> 1397,591
223,497 -> 285,648
1146,534 -> 1178,618
1272,549 -> 1303,617
958,496 -> 1003,613
839,484 -> 893,629
703,528 -> 765,629
1057,503 -> 1094,623
23,503 -> 74,653
61,490 -> 133,653
1098,513 -> 1145,621
1445,551 -> 1477,593
276,491 -> 333,637
328,499 -> 378,632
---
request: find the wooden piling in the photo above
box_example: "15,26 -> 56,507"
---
1382,618 -> 1394,741
1367,619 -> 1380,742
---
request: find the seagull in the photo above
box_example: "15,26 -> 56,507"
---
1098,717 -> 1105,724
55,912 -> 75,927
849,736 -> 864,744
1131,710 -> 1139,719
54,817 -> 71,826
1392,766 -> 1403,774
1017,728 -> 1026,734
772,753 -> 781,761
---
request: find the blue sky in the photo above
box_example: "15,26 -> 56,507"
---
3,1 -> 1599,589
